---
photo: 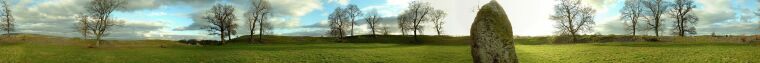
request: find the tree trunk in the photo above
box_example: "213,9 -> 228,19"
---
220,30 -> 226,45
413,24 -> 419,44
258,24 -> 263,43
350,20 -> 354,36
632,17 -> 637,36
250,31 -> 254,44
655,17 -> 660,37
95,35 -> 101,47
370,24 -> 376,36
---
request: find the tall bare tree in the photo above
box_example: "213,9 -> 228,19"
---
621,0 -> 644,36
430,10 -> 447,36
246,0 -> 272,43
203,4 -> 237,44
550,0 -> 596,42
400,1 -> 437,43
328,7 -> 350,41
364,9 -> 381,36
0,0 -> 13,35
345,4 -> 361,36
668,0 -> 698,36
85,0 -> 125,47
642,0 -> 670,37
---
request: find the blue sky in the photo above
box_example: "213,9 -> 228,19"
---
3,0 -> 760,40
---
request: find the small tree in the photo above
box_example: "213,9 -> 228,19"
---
620,0 -> 644,36
642,0 -> 671,37
328,7 -> 350,41
379,24 -> 391,35
397,13 -> 412,35
364,9 -> 381,36
668,0 -> 698,36
756,0 -> 760,31
550,0 -> 596,42
0,0 -> 14,35
430,10 -> 447,36
345,4 -> 361,36
246,0 -> 272,43
76,14 -> 90,39
398,1 -> 441,43
203,4 -> 237,44
85,0 -> 125,47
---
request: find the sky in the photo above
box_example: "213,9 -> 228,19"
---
2,0 -> 759,40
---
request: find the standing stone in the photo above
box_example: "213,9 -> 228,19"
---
470,0 -> 518,63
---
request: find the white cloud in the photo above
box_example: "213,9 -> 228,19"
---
269,0 -> 323,17
328,0 -> 350,5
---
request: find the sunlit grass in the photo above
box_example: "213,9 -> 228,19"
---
517,42 -> 760,63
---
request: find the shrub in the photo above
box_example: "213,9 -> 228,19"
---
177,39 -> 221,45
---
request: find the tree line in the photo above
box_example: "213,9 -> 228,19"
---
327,1 -> 447,44
179,0 -> 449,45
551,0 -> 711,42
70,0 -> 455,46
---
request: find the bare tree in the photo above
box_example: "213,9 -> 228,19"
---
345,4 -> 361,36
76,14 -> 90,39
365,9 -> 381,36
757,0 -> 760,31
430,10 -> 447,36
400,1 -> 437,43
225,22 -> 238,41
641,0 -> 670,37
620,0 -> 644,36
203,4 -> 237,44
397,13 -> 412,35
85,0 -> 125,47
0,0 -> 13,35
550,0 -> 596,42
246,0 -> 272,43
379,24 -> 391,35
668,0 -> 698,36
328,7 -> 350,41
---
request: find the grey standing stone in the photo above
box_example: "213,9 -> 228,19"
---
470,0 -> 518,63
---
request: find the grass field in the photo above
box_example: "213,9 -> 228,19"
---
0,43 -> 471,63
1,34 -> 759,62
1,42 -> 759,63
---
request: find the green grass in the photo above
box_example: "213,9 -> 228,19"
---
517,42 -> 760,63
1,34 -> 759,62
1,42 -> 758,63
0,43 -> 471,63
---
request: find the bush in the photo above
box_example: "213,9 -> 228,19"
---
177,39 -> 221,45
514,36 -> 549,45
548,35 -> 651,44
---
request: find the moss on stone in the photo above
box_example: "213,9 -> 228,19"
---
470,0 -> 518,63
